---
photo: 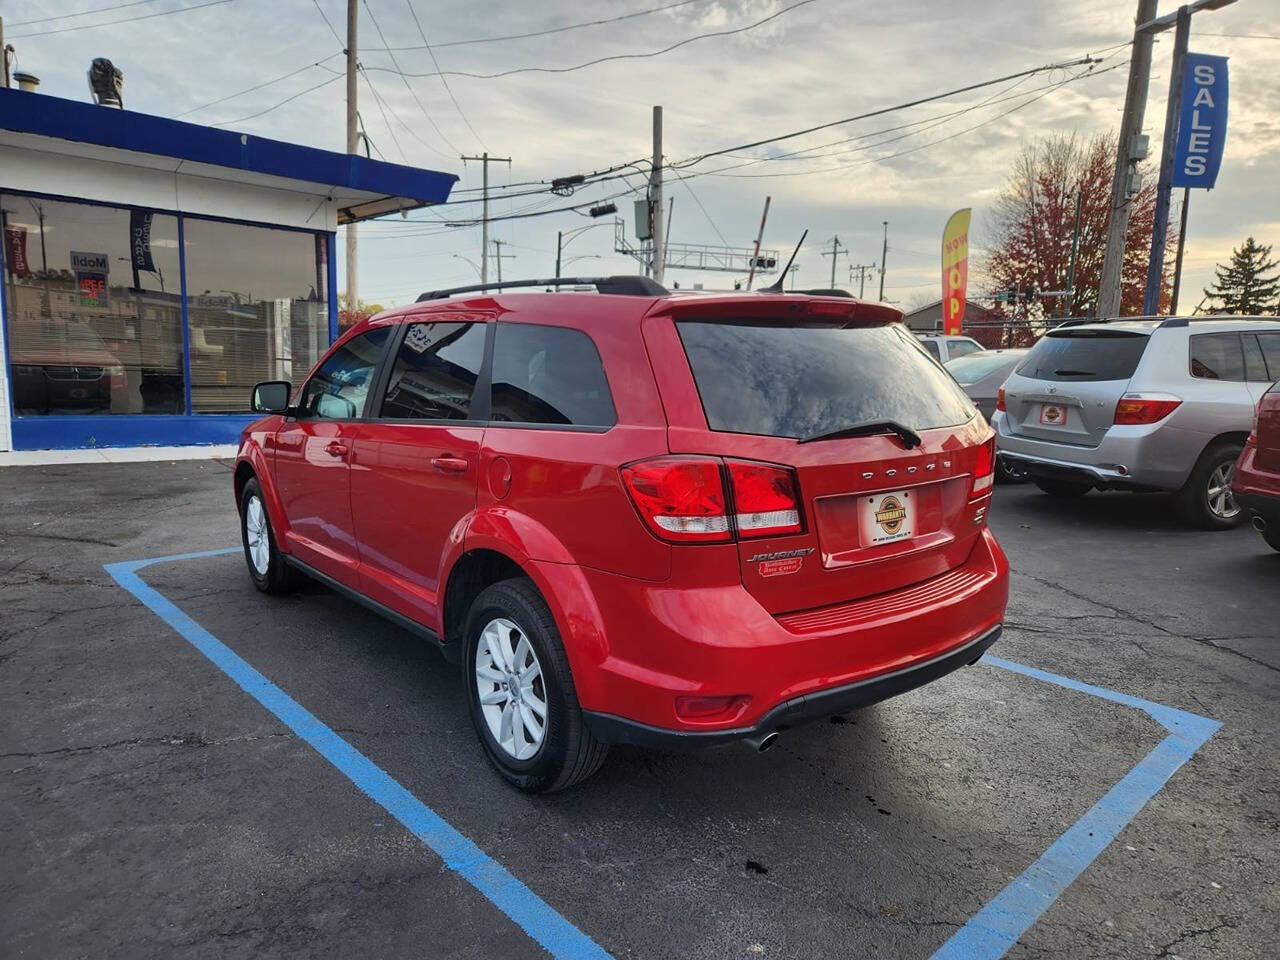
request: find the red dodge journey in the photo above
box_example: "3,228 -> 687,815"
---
234,276 -> 1009,791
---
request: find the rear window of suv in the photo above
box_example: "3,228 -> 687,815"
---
676,321 -> 975,439
1015,330 -> 1150,382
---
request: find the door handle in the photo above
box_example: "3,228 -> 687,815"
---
431,456 -> 470,473
324,441 -> 348,459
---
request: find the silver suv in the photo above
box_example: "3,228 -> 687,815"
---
994,317 -> 1280,529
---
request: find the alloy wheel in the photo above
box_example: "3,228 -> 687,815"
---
474,617 -> 548,761
1206,461 -> 1240,520
244,496 -> 271,575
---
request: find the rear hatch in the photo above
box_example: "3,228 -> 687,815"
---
1002,328 -> 1151,447
643,297 -> 993,615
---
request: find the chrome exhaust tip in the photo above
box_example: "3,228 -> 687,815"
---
1252,515 -> 1267,532
742,731 -> 780,753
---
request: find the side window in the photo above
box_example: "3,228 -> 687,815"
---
1254,332 -> 1280,381
948,339 -> 982,360
380,321 -> 486,420
1189,333 -> 1245,382
1243,334 -> 1270,382
298,328 -> 389,419
490,323 -> 616,427
920,339 -> 941,360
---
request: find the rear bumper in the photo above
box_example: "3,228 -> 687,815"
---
992,413 -> 1197,491
585,625 -> 1001,748
1233,444 -> 1280,527
535,527 -> 1008,747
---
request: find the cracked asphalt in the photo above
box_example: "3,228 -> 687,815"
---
1,461 -> 1276,959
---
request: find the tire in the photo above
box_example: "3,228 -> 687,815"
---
1173,442 -> 1245,530
463,577 -> 608,793
1034,478 -> 1092,498
239,477 -> 298,594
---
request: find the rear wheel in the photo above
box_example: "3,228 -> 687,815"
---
239,478 -> 297,594
1174,442 -> 1244,530
1034,478 -> 1092,498
463,577 -> 608,792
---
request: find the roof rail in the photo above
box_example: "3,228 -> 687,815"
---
416,275 -> 667,302
1159,315 -> 1279,328
1052,316 -> 1164,329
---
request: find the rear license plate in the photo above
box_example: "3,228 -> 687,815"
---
1039,403 -> 1068,426
860,490 -> 915,546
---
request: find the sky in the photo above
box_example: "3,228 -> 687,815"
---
5,0 -> 1279,313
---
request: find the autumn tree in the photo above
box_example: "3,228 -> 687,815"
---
338,292 -> 386,330
1202,237 -> 1279,315
981,132 -> 1174,321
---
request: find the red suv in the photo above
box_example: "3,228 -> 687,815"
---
234,277 -> 1008,791
1234,380 -> 1280,552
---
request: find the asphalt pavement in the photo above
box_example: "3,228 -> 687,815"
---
1,461 -> 1276,959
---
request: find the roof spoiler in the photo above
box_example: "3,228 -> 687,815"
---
416,275 -> 667,301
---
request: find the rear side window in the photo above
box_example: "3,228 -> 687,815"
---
380,321 -> 485,420
948,339 -> 982,360
1190,333 -> 1245,381
676,321 -> 974,439
919,339 -> 941,359
490,323 -> 616,427
1258,332 -> 1280,380
1016,331 -> 1149,382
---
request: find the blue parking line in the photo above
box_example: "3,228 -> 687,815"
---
107,550 -> 1221,960
105,549 -> 613,960
931,655 -> 1221,960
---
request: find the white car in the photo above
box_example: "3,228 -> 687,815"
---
916,333 -> 985,364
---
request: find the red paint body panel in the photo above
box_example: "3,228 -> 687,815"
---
234,290 -> 1010,741
1234,385 -> 1280,522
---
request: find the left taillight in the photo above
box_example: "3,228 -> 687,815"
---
971,436 -> 995,496
620,457 -> 731,543
1114,394 -> 1182,426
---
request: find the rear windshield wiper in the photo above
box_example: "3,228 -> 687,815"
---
1053,369 -> 1095,376
798,419 -> 922,448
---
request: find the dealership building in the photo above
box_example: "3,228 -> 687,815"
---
0,86 -> 455,452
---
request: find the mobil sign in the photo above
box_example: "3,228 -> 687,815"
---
1172,53 -> 1228,189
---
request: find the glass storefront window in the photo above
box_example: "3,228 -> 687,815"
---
183,219 -> 328,413
2,195 -> 184,415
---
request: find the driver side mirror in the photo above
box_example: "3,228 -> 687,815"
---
252,380 -> 292,414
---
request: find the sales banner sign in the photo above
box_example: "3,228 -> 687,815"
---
4,226 -> 31,277
1172,53 -> 1228,189
941,208 -> 971,335
130,209 -> 156,272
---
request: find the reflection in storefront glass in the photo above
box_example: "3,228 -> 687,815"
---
183,219 -> 328,413
2,195 -> 183,415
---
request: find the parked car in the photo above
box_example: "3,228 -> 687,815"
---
10,319 -> 128,415
916,332 -> 985,364
1233,380 -> 1280,552
947,348 -> 1029,482
994,317 -> 1280,529
234,277 -> 1009,791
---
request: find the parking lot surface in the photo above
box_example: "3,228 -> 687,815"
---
2,461 -> 1277,959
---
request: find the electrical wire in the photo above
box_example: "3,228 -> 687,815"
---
358,66 -> 409,163
361,0 -> 817,80
404,0 -> 487,150
9,0 -> 234,38
175,53 -> 344,118
6,0 -> 162,27
311,0 -> 344,45
362,0 -> 459,158
209,72 -> 345,127
668,165 -> 729,247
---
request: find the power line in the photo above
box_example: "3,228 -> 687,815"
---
311,0 -> 344,45
209,73 -> 345,127
7,0 -> 162,28
362,0 -> 816,80
404,0 -> 486,149
373,0 -> 707,51
668,166 -> 729,247
358,67 -> 409,163
362,0 -> 459,157
9,0 -> 234,38
1195,32 -> 1280,40
175,53 -> 343,118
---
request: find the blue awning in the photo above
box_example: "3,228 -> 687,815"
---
0,88 -> 457,223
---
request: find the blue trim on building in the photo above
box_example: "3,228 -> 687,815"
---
0,89 -> 457,209
177,215 -> 194,416
327,232 -> 339,344
10,414 -> 256,450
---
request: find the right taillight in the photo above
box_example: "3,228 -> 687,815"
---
996,387 -> 1006,412
1114,394 -> 1182,426
971,436 -> 996,496
727,460 -> 803,538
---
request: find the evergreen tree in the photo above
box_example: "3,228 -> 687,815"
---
1203,237 -> 1280,315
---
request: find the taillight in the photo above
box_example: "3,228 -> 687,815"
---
1114,394 -> 1182,426
620,457 -> 730,542
971,437 -> 995,496
996,387 -> 1006,412
727,460 -> 803,538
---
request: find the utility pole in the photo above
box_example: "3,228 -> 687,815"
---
555,231 -> 562,280
650,106 -> 665,284
878,221 -> 889,300
1098,0 -> 1159,318
746,196 -> 772,290
1170,187 -> 1191,313
849,263 -> 876,298
822,236 -> 846,288
491,239 -> 515,284
460,152 -> 512,285
345,0 -> 359,307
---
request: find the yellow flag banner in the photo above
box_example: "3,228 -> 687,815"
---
941,208 -> 971,336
